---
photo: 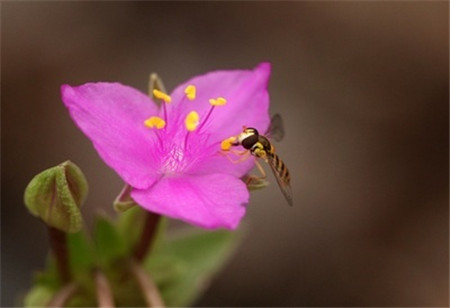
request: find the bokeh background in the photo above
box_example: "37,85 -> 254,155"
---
2,2 -> 448,306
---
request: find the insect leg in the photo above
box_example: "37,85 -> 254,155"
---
245,160 -> 267,186
220,149 -> 251,164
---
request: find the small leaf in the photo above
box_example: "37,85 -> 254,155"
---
23,285 -> 55,307
144,228 -> 243,306
24,161 -> 88,233
117,206 -> 147,252
94,215 -> 127,267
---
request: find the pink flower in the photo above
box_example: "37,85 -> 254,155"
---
61,63 -> 271,229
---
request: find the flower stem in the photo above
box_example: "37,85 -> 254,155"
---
129,259 -> 165,307
95,269 -> 115,307
47,282 -> 77,307
133,211 -> 161,262
48,226 -> 70,283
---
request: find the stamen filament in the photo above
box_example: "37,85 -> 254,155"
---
144,116 -> 165,147
162,103 -> 168,128
196,105 -> 215,132
197,96 -> 227,132
184,132 -> 190,150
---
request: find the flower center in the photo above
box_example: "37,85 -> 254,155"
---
161,145 -> 186,175
144,85 -> 227,174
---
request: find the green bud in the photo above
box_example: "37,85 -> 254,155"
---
24,161 -> 88,233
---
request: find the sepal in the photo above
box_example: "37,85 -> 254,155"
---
113,184 -> 137,212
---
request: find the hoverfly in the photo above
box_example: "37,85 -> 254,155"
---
226,114 -> 293,206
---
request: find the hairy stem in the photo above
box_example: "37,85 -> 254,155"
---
95,269 -> 115,307
47,282 -> 77,307
48,226 -> 70,283
133,211 -> 161,262
129,259 -> 165,307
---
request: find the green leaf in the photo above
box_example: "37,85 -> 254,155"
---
23,284 -> 55,307
117,206 -> 148,252
94,215 -> 127,267
67,231 -> 94,275
144,228 -> 243,306
24,161 -> 88,233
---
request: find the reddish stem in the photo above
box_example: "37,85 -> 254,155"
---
48,226 -> 70,283
133,211 -> 161,262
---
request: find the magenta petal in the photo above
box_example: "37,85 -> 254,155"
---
170,62 -> 272,143
191,151 -> 256,178
61,82 -> 160,189
131,174 -> 249,229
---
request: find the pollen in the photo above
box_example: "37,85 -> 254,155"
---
209,97 -> 227,106
185,111 -> 200,132
184,85 -> 196,101
221,136 -> 236,151
144,116 -> 166,129
152,89 -> 172,103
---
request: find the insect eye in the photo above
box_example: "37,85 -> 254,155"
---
241,134 -> 259,150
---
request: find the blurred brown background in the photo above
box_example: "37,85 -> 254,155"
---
2,2 -> 448,306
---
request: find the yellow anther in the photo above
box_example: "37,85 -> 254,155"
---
152,89 -> 172,103
209,97 -> 227,106
185,111 -> 200,132
221,136 -> 236,151
184,85 -> 196,101
144,116 -> 166,129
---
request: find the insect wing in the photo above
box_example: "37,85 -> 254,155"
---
266,114 -> 285,142
268,156 -> 293,206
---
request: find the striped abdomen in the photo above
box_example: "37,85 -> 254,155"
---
268,152 -> 291,185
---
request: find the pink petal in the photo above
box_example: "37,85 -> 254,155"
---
131,173 -> 249,229
191,148 -> 256,178
61,82 -> 161,189
169,62 -> 272,143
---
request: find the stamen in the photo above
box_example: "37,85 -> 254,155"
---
184,85 -> 196,101
209,97 -> 227,106
152,89 -> 172,103
221,136 -> 237,151
196,96 -> 227,132
185,111 -> 200,132
144,116 -> 166,129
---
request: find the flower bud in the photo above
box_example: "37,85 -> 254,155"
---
24,161 -> 88,233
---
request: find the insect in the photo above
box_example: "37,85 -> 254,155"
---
225,114 -> 293,206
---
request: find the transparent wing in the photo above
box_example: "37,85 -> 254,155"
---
266,114 -> 285,142
268,156 -> 293,206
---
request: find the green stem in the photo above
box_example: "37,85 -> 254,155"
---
133,211 -> 161,262
48,226 -> 70,283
